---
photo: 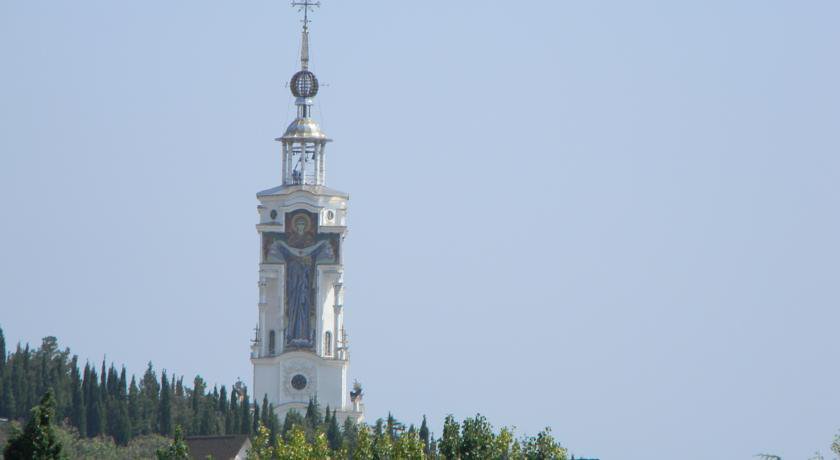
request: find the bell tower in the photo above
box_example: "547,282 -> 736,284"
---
251,0 -> 364,424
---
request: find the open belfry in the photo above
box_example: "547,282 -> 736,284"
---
251,1 -> 364,424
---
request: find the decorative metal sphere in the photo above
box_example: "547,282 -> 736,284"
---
290,70 -> 319,98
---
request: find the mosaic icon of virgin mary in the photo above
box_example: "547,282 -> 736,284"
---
267,213 -> 336,347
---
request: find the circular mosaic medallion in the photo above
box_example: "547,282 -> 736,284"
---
291,374 -> 307,390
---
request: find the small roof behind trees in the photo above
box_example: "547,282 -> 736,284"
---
184,435 -> 251,460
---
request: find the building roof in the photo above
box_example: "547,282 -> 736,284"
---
184,435 -> 251,460
257,184 -> 349,199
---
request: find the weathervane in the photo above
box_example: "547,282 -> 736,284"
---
291,0 -> 321,29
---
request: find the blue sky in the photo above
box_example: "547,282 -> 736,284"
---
1,1 -> 839,458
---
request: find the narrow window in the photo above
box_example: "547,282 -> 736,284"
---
324,331 -> 332,356
269,330 -> 276,355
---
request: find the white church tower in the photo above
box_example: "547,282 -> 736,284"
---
251,1 -> 364,424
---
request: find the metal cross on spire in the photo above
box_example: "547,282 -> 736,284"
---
291,0 -> 321,29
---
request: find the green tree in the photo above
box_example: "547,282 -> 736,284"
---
155,425 -> 190,460
253,398 -> 261,435
493,427 -> 516,459
283,410 -> 305,439
304,397 -> 323,432
326,409 -> 342,451
521,427 -> 567,460
311,432 -> 331,459
70,364 -> 86,438
140,363 -> 160,434
394,430 -> 425,460
832,431 -> 840,458
111,373 -> 131,446
353,425 -> 374,460
3,390 -> 64,459
275,425 -> 313,460
190,375 -> 206,433
439,415 -> 461,460
127,376 -> 140,436
267,403 -> 280,444
86,367 -> 105,438
459,414 -> 495,460
342,416 -> 359,456
229,387 -> 240,434
261,395 -> 270,427
371,425 -> 393,460
240,387 -> 252,435
386,412 -> 403,440
248,423 -> 274,459
419,415 -> 430,455
0,325 -> 6,372
159,371 -> 172,436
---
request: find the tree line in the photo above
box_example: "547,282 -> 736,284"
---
0,328 -> 275,446
0,328 -> 578,458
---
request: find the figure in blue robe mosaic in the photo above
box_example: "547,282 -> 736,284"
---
263,211 -> 339,349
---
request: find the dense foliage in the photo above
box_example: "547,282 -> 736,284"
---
0,327 -> 575,458
0,329 -> 276,445
238,395 -> 570,459
246,406 -> 569,459
3,391 -> 63,459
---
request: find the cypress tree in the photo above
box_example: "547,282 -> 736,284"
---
128,376 -> 140,436
70,364 -> 86,437
252,398 -> 260,435
419,415 -> 430,454
139,362 -> 159,434
267,403 -> 279,444
191,375 -> 206,433
0,326 -> 4,418
199,403 -> 213,435
1,383 -> 16,421
159,371 -> 172,436
111,367 -> 131,445
21,344 -> 33,414
0,370 -> 6,418
36,351 -> 49,410
304,396 -> 322,431
86,367 -> 104,437
99,359 -> 107,398
239,387 -> 251,435
261,394 -> 270,427
229,388 -> 240,434
324,404 -> 332,430
0,325 -> 6,372
326,409 -> 341,451
218,386 -> 228,413
342,416 -> 359,456
220,386 -> 231,434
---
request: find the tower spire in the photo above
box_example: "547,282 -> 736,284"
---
292,0 -> 319,71
279,1 -> 330,187
300,25 -> 310,70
